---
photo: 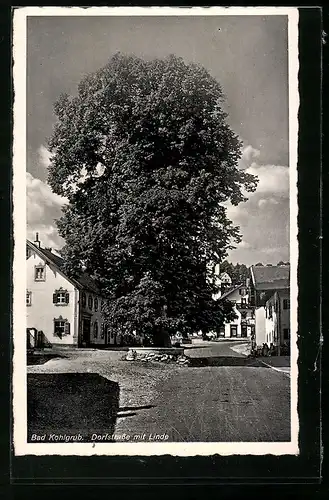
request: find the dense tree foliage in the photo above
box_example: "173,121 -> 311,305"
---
48,53 -> 257,346
219,260 -> 250,285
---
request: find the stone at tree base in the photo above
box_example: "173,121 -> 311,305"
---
126,350 -> 137,361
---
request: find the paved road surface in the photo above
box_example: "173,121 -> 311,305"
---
115,341 -> 290,442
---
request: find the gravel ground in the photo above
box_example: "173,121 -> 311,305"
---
27,349 -> 178,408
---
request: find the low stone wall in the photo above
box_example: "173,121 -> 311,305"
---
126,347 -> 190,366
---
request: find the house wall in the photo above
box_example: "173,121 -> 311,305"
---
221,286 -> 254,339
279,292 -> 290,344
265,291 -> 290,348
79,293 -> 125,347
26,250 -> 77,346
80,292 -> 125,346
255,307 -> 266,346
265,313 -> 277,345
79,291 -> 107,346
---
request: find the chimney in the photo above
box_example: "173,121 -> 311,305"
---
34,233 -> 41,248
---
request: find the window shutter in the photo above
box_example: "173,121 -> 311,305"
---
64,322 -> 70,335
53,293 -> 57,304
65,293 -> 70,304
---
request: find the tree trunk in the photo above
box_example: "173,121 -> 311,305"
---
153,327 -> 172,347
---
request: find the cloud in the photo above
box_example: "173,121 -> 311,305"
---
258,197 -> 280,208
246,163 -> 289,197
238,145 -> 260,169
225,145 -> 290,265
38,145 -> 52,168
237,240 -> 251,249
26,171 -> 67,250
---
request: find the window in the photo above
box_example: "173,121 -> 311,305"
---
269,305 -> 273,319
241,311 -> 247,319
88,295 -> 93,310
219,326 -> 225,337
230,325 -> 238,337
34,265 -> 45,281
283,328 -> 290,340
54,318 -> 70,338
53,290 -> 69,305
239,288 -> 246,296
26,291 -> 32,306
94,297 -> 99,312
283,299 -> 290,310
101,323 -> 106,339
82,292 -> 86,307
94,321 -> 99,338
241,297 -> 247,305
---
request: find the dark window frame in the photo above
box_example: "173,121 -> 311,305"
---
283,328 -> 290,340
53,289 -> 69,305
283,299 -> 290,310
34,265 -> 46,282
54,316 -> 70,338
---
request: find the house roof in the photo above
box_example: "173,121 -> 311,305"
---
220,283 -> 245,300
250,265 -> 290,291
265,289 -> 290,305
27,240 -> 101,294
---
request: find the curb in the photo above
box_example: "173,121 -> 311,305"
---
259,359 -> 290,377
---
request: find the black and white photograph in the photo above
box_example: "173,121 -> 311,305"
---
13,7 -> 299,456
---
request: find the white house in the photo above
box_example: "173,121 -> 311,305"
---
26,235 -> 122,347
218,282 -> 255,339
265,290 -> 290,354
249,264 -> 290,354
219,272 -> 232,287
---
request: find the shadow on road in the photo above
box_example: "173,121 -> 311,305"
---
119,404 -> 155,411
27,352 -> 68,366
188,356 -> 268,368
27,373 -> 120,442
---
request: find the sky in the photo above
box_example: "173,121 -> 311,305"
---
26,13 -> 291,266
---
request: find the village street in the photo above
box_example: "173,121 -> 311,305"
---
115,341 -> 291,442
27,340 -> 290,443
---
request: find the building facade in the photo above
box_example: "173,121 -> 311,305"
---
265,290 -> 290,353
26,236 -> 122,347
218,282 -> 255,339
249,264 -> 290,354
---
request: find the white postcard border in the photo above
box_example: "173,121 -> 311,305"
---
13,6 -> 300,457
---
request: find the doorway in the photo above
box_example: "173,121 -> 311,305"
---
82,317 -> 91,347
241,324 -> 248,337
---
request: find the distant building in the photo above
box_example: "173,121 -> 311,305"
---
250,264 -> 290,353
218,280 -> 255,339
219,272 -> 232,292
26,235 -> 122,347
